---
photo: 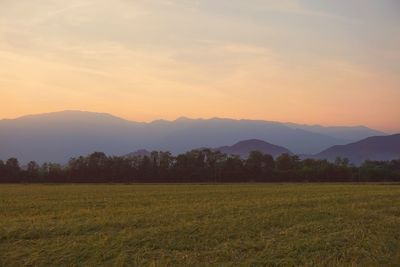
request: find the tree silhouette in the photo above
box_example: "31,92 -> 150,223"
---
0,150 -> 399,183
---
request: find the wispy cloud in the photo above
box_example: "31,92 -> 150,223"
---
261,0 -> 350,21
0,0 -> 398,130
30,1 -> 94,25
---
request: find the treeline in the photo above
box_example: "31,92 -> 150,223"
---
0,150 -> 400,183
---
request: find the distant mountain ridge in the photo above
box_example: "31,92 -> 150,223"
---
284,122 -> 384,141
217,139 -> 291,158
0,110 -> 386,163
125,149 -> 151,158
314,134 -> 400,165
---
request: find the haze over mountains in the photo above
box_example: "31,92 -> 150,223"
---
217,140 -> 292,158
315,134 -> 400,165
0,110 -> 387,164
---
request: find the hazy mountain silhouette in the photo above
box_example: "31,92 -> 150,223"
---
217,139 -> 292,158
125,149 -> 151,158
315,134 -> 400,165
284,122 -> 384,141
0,110 -> 385,163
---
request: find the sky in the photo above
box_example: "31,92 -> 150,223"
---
0,0 -> 399,132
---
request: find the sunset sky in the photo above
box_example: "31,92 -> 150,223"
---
0,0 -> 399,132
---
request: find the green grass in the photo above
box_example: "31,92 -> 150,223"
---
0,184 -> 399,266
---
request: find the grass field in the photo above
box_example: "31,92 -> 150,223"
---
0,184 -> 399,266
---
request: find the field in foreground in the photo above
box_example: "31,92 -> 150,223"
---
0,184 -> 399,266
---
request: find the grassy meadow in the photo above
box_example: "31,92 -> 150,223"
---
0,184 -> 399,266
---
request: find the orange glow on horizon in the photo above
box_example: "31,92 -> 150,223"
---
0,1 -> 399,133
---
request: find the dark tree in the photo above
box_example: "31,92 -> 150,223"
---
0,151 -> 399,183
4,158 -> 20,182
26,161 -> 40,182
276,153 -> 300,171
0,160 -> 5,181
245,151 -> 264,181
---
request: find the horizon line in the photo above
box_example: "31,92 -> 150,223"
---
0,109 -> 392,133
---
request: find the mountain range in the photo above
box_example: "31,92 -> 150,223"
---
125,135 -> 400,165
0,110 -> 387,163
217,139 -> 292,158
314,134 -> 400,165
